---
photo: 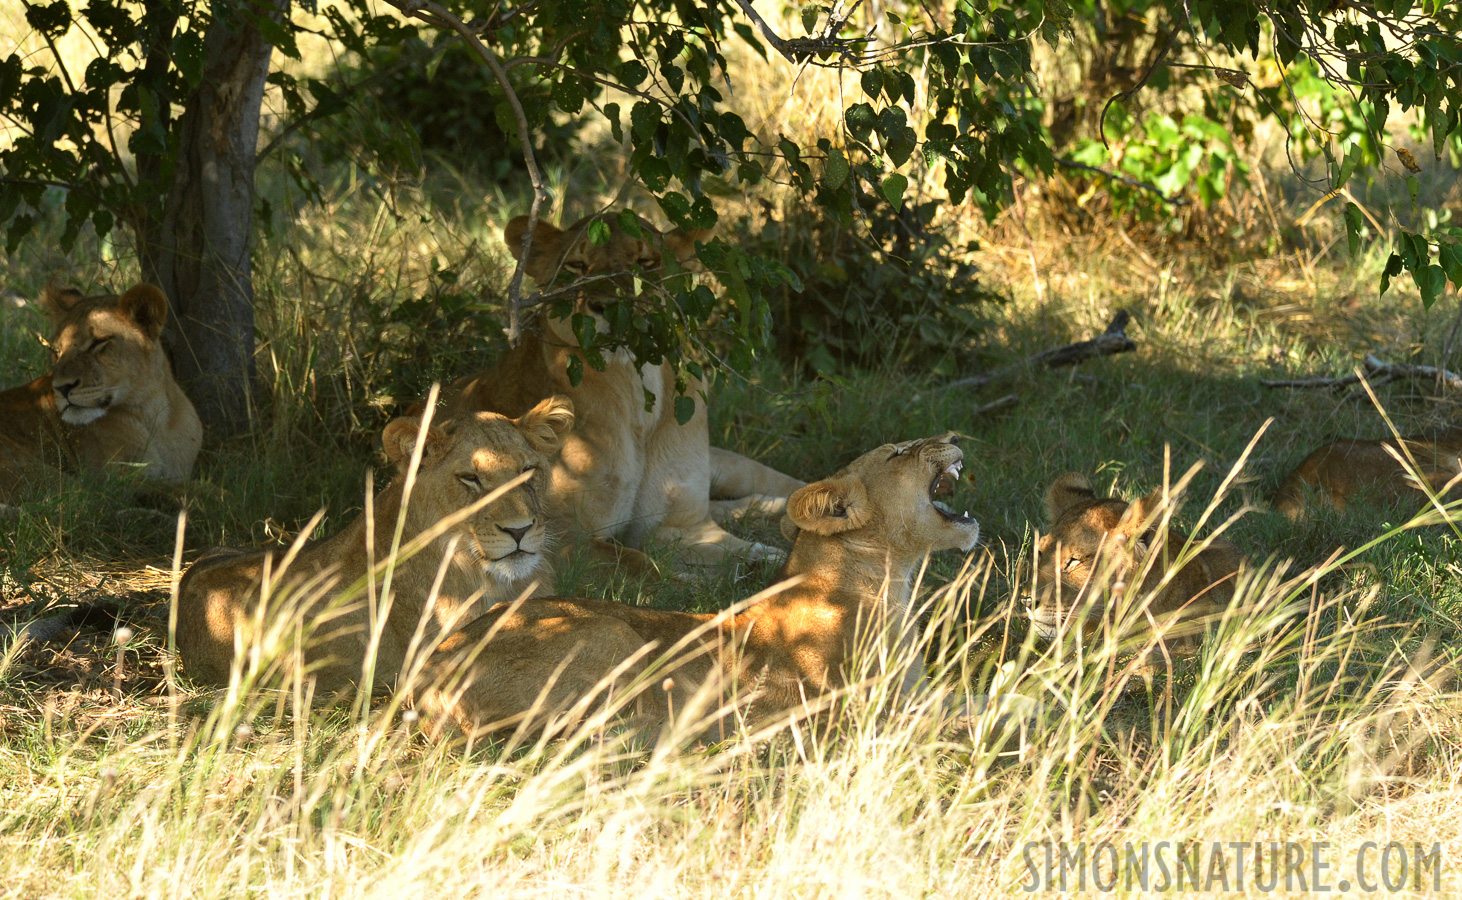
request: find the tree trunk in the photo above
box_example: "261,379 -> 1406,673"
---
138,0 -> 288,435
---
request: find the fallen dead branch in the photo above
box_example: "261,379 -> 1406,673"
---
1260,354 -> 1462,393
947,311 -> 1136,391
972,394 -> 1020,419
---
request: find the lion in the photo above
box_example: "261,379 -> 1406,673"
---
0,283 -> 202,502
413,432 -> 1008,739
1273,429 -> 1462,520
1022,473 -> 1244,655
422,212 -> 805,571
174,397 -> 573,693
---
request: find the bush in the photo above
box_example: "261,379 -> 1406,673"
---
739,196 -> 1002,376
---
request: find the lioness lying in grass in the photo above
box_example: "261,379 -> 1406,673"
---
0,283 -> 201,502
1023,473 -> 1244,656
414,432 -> 1007,739
175,398 -> 572,693
1273,429 -> 1462,520
420,213 -> 804,573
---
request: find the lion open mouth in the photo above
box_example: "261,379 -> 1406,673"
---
930,460 -> 975,524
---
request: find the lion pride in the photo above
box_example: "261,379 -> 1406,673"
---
0,283 -> 202,502
423,213 -> 805,571
413,432 -> 1001,739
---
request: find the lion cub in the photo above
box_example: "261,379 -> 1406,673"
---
1273,429 -> 1462,520
0,283 -> 202,502
1023,474 -> 1244,655
415,432 -> 988,738
422,213 -> 804,572
175,398 -> 572,693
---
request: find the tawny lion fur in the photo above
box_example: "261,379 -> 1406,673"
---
0,284 -> 201,501
1024,473 -> 1245,654
1273,429 -> 1462,520
174,398 -> 573,692
421,213 -> 804,570
413,432 -> 982,738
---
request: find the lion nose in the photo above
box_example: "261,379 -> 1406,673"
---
53,376 -> 79,399
498,522 -> 533,546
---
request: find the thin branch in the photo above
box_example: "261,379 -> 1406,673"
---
256,46 -> 437,164
1261,354 -> 1462,392
385,0 -> 551,346
1055,157 -> 1189,206
1099,30 -> 1176,154
946,311 -> 1136,391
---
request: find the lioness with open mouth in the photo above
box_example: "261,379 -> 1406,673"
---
413,432 -> 1013,739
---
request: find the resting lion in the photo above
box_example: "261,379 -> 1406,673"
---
174,398 -> 572,692
423,213 -> 804,571
1023,473 -> 1244,654
1273,429 -> 1462,520
0,283 -> 202,501
414,432 -> 994,738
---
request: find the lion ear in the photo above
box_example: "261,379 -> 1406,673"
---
1044,472 -> 1095,521
41,284 -> 85,328
516,395 -> 574,455
786,475 -> 870,536
1114,490 -> 1164,554
117,284 -> 169,341
663,227 -> 710,261
504,216 -> 563,262
382,417 -> 450,467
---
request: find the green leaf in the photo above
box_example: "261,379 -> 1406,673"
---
552,77 -> 583,114
604,102 -> 623,144
1380,252 -> 1404,295
617,209 -> 643,238
801,4 -> 818,33
566,354 -> 584,387
845,103 -> 876,142
824,147 -> 849,189
1406,175 -> 1420,206
638,156 -> 671,192
619,60 -> 648,88
631,101 -> 659,140
674,394 -> 696,425
1439,242 -> 1462,287
1416,264 -> 1446,308
588,219 -> 611,246
881,173 -> 908,211
1344,203 -> 1364,256
861,69 -> 884,99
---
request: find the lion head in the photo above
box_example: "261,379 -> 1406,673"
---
44,283 -> 175,426
1023,473 -> 1242,649
782,432 -> 980,559
380,397 -> 575,586
503,213 -> 706,346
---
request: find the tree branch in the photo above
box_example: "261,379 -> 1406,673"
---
1055,158 -> 1189,206
946,311 -> 1136,391
1260,354 -> 1462,392
384,0 -> 551,346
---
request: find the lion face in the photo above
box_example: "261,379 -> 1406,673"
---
503,213 -> 705,347
45,284 -> 170,426
1022,474 -> 1154,641
381,397 -> 574,585
784,432 -> 980,558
